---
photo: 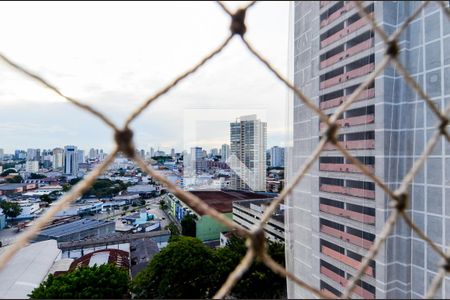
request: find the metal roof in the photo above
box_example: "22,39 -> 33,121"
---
38,219 -> 114,238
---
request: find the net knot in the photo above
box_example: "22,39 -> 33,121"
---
391,191 -> 408,211
386,39 -> 399,58
250,228 -> 266,258
230,9 -> 247,36
114,127 -> 135,158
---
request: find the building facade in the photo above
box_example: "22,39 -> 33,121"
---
232,198 -> 284,243
270,146 -> 285,167
221,144 -> 230,162
25,160 -> 39,173
230,115 -> 267,192
286,1 -> 450,299
52,148 -> 64,170
64,145 -> 78,176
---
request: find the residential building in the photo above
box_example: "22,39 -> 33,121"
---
171,148 -> 175,158
287,1 -> 450,299
190,146 -> 203,174
0,148 -> 4,161
210,148 -> 219,157
164,190 -> 272,241
77,149 -> 85,164
26,148 -> 40,161
221,144 -> 230,162
150,147 -> 155,158
270,146 -> 285,167
64,145 -> 78,176
230,115 -> 267,192
52,148 -> 64,170
232,198 -> 285,243
25,160 -> 39,173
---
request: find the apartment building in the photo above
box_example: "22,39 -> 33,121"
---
287,1 -> 449,299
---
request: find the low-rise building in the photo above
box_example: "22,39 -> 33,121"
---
232,198 -> 285,243
35,219 -> 115,242
165,190 -> 272,242
0,183 -> 37,196
0,240 -> 61,299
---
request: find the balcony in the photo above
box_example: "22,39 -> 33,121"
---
319,163 -> 374,174
320,114 -> 375,131
320,63 -> 374,90
320,2 -> 355,28
320,37 -> 373,69
323,139 -> 375,151
320,265 -> 375,299
347,13 -> 372,34
320,183 -> 375,200
320,13 -> 373,48
320,88 -> 375,110
321,245 -> 374,277
320,224 -> 374,250
346,63 -> 374,80
320,203 -> 376,225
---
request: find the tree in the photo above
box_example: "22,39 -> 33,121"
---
131,236 -> 216,299
62,184 -> 71,192
6,175 -> 23,183
159,200 -> 168,210
39,194 -> 52,204
180,214 -> 196,237
0,168 -> 17,177
29,264 -> 130,299
216,235 -> 287,299
165,222 -> 180,239
29,173 -> 47,179
0,201 -> 22,218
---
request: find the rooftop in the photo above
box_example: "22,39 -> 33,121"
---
188,190 -> 273,215
69,249 -> 130,270
0,240 -> 61,299
37,219 -> 114,238
233,198 -> 284,224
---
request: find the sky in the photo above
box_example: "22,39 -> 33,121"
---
0,1 -> 290,154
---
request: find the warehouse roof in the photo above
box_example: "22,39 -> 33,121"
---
38,219 -> 114,238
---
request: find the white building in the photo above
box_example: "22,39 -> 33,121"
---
52,148 -> 64,170
220,144 -> 230,162
229,115 -> 267,192
25,160 -> 39,173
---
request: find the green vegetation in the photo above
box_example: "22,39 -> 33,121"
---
64,178 -> 130,198
29,173 -> 47,179
0,168 -> 17,177
165,222 -> 180,238
6,175 -> 23,183
29,264 -> 130,299
180,214 -> 196,237
131,236 -> 216,299
0,201 -> 22,218
130,235 -> 286,299
159,199 -> 168,210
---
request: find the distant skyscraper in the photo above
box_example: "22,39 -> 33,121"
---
229,115 -> 267,191
140,149 -> 145,159
171,148 -> 175,158
210,148 -> 219,157
52,148 -> 64,170
150,147 -> 155,158
0,148 -> 3,161
269,146 -> 285,167
25,160 -> 39,173
64,146 -> 78,176
287,2 -> 449,299
89,148 -> 97,159
190,147 -> 203,174
77,150 -> 85,165
221,144 -> 230,162
26,148 -> 39,161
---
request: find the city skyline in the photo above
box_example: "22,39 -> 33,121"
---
0,1 -> 289,154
